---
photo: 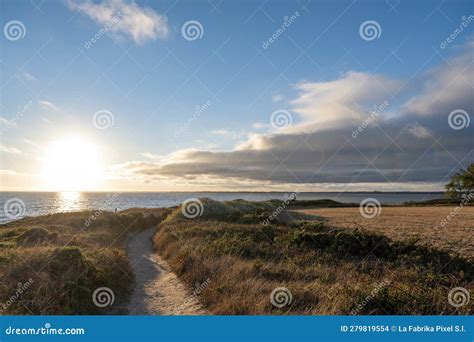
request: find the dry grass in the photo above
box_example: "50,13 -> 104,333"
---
295,207 -> 474,259
0,209 -> 169,315
154,199 -> 473,315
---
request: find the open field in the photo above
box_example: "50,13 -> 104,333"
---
294,206 -> 474,259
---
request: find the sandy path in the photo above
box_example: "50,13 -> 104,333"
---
126,228 -> 206,315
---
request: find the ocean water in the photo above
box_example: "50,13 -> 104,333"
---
0,191 -> 445,224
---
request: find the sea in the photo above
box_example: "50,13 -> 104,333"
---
0,191 -> 445,224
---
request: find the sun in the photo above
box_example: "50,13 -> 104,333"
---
41,137 -> 103,191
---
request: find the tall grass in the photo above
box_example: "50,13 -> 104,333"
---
154,199 -> 473,315
0,209 -> 169,314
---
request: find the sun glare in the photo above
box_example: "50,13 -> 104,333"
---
42,137 -> 103,191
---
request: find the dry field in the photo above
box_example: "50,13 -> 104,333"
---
295,206 -> 474,260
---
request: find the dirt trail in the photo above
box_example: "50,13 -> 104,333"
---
126,228 -> 207,315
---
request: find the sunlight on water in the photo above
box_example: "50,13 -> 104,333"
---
56,191 -> 86,212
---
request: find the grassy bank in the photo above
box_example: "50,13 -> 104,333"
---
154,198 -> 473,315
0,208 -> 169,314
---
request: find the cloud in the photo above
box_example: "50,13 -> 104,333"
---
211,129 -> 244,140
38,100 -> 59,111
288,71 -> 401,132
407,124 -> 432,139
112,42 -> 474,189
403,43 -> 473,117
67,0 -> 169,44
0,145 -> 22,154
19,71 -> 36,82
41,117 -> 53,125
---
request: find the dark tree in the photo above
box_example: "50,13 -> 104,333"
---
445,163 -> 474,200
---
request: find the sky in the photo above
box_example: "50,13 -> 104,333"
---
0,0 -> 473,192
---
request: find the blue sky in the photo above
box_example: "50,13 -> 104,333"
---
0,0 -> 473,191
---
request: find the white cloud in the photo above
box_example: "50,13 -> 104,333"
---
68,0 -> 169,44
141,152 -> 165,161
211,129 -> 243,140
403,44 -> 473,116
289,71 -> 401,132
38,100 -> 59,111
251,122 -> 270,129
0,145 -> 22,154
407,124 -> 431,138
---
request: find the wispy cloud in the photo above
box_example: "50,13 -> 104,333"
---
19,71 -> 37,82
67,0 -> 169,44
211,129 -> 244,140
38,100 -> 59,111
0,144 -> 22,154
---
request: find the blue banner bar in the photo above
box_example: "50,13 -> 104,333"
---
0,316 -> 472,341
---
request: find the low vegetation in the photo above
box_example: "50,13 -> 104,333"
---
1,198 -> 472,315
0,208 -> 169,314
155,198 -> 473,315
